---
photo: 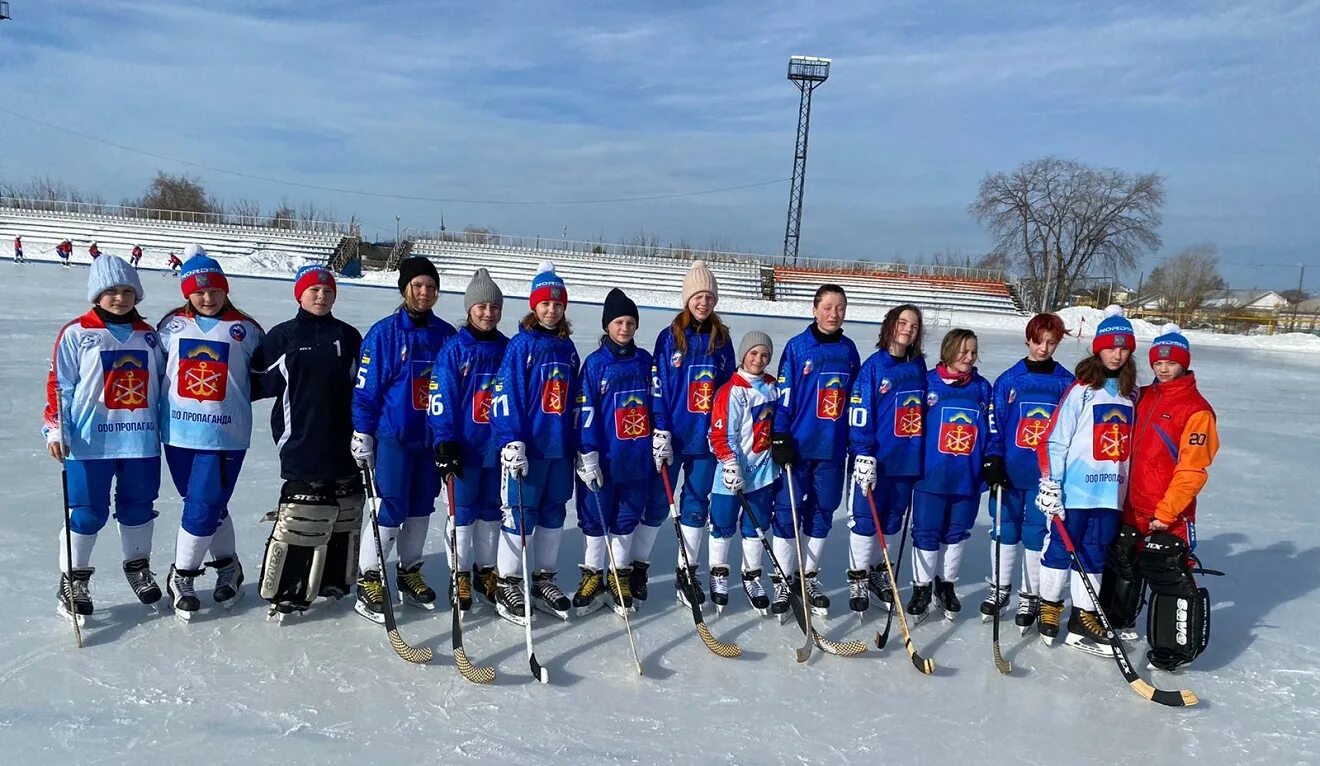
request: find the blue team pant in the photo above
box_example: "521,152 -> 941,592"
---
989,486 -> 1047,551
502,458 -> 572,535
65,456 -> 161,535
164,446 -> 245,537
911,490 -> 981,551
710,485 -> 773,539
849,476 -> 915,537
1042,507 -> 1120,573
677,456 -> 718,530
772,459 -> 844,539
451,466 -> 503,527
576,476 -> 666,537
373,435 -> 437,528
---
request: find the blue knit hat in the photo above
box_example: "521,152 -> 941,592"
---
529,260 -> 568,309
86,255 -> 145,304
1092,304 -> 1135,354
1150,323 -> 1191,369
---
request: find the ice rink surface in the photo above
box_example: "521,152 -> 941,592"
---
1,262 -> 1317,765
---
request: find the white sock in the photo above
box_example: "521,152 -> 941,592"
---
708,536 -> 731,570
610,532 -> 633,570
1022,548 -> 1043,595
994,543 -> 1020,590
396,516 -> 430,568
209,515 -> 236,560
174,529 -> 212,571
118,519 -> 154,561
630,523 -> 661,564
475,520 -> 500,569
941,540 -> 966,582
533,526 -> 562,575
772,536 -> 797,576
360,525 -> 399,574
584,534 -> 607,572
497,529 -> 522,578
913,547 -> 939,585
1040,565 -> 1069,603
680,524 -> 705,566
803,536 -> 826,574
848,531 -> 874,571
454,523 -> 474,571
1071,571 -> 1101,611
59,528 -> 97,570
741,537 -> 762,572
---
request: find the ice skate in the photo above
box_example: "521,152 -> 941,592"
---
709,566 -> 730,613
1016,592 -> 1040,635
742,568 -> 770,616
1038,599 -> 1064,645
207,556 -> 244,609
607,567 -> 636,617
934,577 -> 960,621
475,565 -> 499,607
56,568 -> 94,627
572,566 -> 606,617
531,571 -> 570,621
867,564 -> 894,611
979,582 -> 1011,623
123,557 -> 162,605
675,565 -> 705,609
396,562 -> 437,611
1064,607 -> 1114,657
628,561 -> 650,602
495,575 -> 530,626
167,565 -> 203,622
770,574 -> 791,623
354,570 -> 387,625
452,570 -> 473,612
847,569 -> 870,618
906,582 -> 932,626
803,571 -> 829,618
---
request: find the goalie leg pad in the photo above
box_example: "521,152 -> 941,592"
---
1099,524 -> 1146,628
321,477 -> 365,597
1140,530 -> 1209,670
258,481 -> 339,604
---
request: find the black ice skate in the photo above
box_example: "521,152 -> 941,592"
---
742,568 -> 770,616
452,570 -> 473,612
495,575 -> 529,626
979,582 -> 1011,622
867,564 -> 894,611
56,567 -> 94,626
934,577 -> 961,621
167,566 -> 204,621
628,561 -> 650,601
354,569 -> 387,625
709,566 -> 730,613
1038,599 -> 1065,645
531,571 -> 570,621
607,567 -> 635,617
803,571 -> 829,618
207,556 -> 244,609
396,562 -> 437,611
474,565 -> 499,606
675,565 -> 705,609
847,569 -> 870,617
123,557 -> 162,605
770,573 -> 792,623
1064,607 -> 1114,657
1016,592 -> 1040,635
572,566 -> 606,617
906,582 -> 933,625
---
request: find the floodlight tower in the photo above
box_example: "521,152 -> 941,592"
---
782,55 -> 830,265
0,2 -> 11,21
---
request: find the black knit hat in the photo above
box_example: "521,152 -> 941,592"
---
601,288 -> 638,330
398,257 -> 439,294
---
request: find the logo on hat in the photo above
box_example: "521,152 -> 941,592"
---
318,271 -> 331,284
1114,335 -> 1127,348
1158,346 -> 1172,359
196,274 -> 210,288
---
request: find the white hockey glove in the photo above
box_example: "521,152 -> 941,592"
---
852,455 -> 877,493
721,461 -> 744,492
501,441 -> 529,478
1036,478 -> 1064,520
652,429 -> 674,471
575,451 -> 604,490
350,432 -> 375,468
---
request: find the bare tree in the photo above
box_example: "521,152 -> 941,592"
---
969,157 -> 1164,311
128,171 -> 221,219
267,200 -> 297,229
228,198 -> 262,225
1147,244 -> 1226,322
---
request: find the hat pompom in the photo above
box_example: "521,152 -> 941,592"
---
1161,323 -> 1182,335
1103,304 -> 1124,319
184,243 -> 206,260
537,260 -> 556,275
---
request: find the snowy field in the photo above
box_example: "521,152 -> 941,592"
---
1,261 -> 1317,765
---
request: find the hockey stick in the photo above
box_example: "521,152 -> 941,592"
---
515,477 -> 549,683
989,485 -> 1011,675
783,467 -> 818,648
55,393 -> 83,647
874,496 -> 912,650
586,487 -> 643,675
1051,517 -> 1197,707
362,466 -> 432,664
445,475 -> 495,684
658,465 -> 740,659
739,491 -> 868,659
865,489 -> 934,674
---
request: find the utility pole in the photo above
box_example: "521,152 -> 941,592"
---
1293,263 -> 1306,331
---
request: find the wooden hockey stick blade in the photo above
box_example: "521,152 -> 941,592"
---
696,624 -> 742,658
904,637 -> 936,674
993,641 -> 1012,675
1136,680 -> 1199,707
454,647 -> 496,684
813,629 -> 868,657
787,593 -> 813,662
388,629 -> 433,664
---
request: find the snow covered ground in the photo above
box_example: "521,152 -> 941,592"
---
1,262 -> 1317,765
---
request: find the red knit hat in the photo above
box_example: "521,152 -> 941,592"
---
294,264 -> 336,302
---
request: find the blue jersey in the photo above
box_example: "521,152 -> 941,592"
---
848,350 -> 927,477
352,308 -> 457,449
773,324 -> 860,461
987,359 -> 1075,488
915,368 -> 992,496
575,341 -> 656,484
427,326 -> 509,469
651,323 -> 736,457
491,325 -> 580,460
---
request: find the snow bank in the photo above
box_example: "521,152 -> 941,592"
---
1057,305 -> 1320,354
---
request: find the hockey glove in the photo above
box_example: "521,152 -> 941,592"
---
500,441 -> 529,478
433,440 -> 462,481
652,429 -> 674,471
721,461 -> 744,492
980,454 -> 1008,488
770,432 -> 796,467
1036,478 -> 1064,520
575,451 -> 604,490
852,455 -> 877,493
350,432 -> 375,468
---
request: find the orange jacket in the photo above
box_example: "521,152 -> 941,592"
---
1124,373 -> 1218,531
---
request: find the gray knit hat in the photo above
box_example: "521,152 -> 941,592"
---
464,268 -> 503,313
737,330 -> 773,367
87,255 -> 145,304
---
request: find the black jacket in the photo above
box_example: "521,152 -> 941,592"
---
255,309 -> 363,482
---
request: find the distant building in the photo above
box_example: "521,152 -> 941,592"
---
1199,289 -> 1288,314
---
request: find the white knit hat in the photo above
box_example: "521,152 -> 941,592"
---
86,255 -> 145,304
681,260 -> 719,308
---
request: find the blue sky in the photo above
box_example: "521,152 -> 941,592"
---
1,0 -> 1317,291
